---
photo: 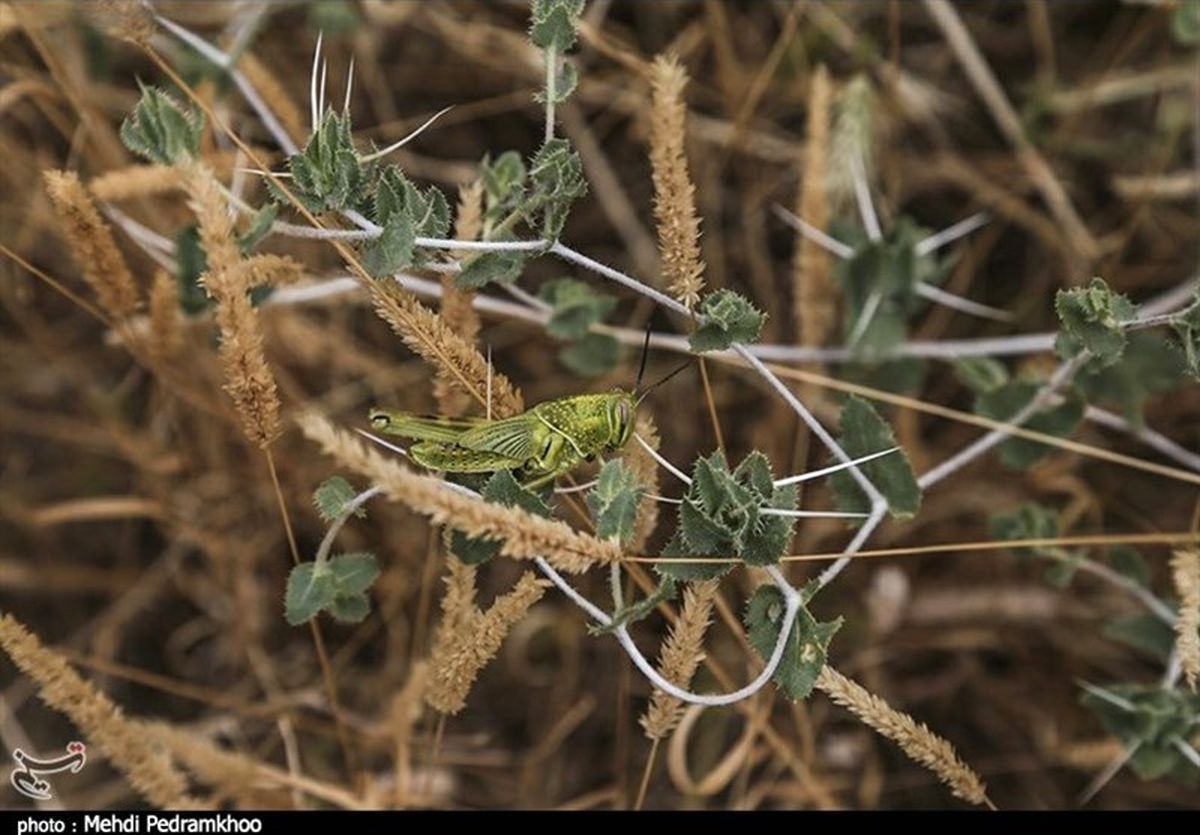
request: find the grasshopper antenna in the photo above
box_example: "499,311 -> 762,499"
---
636,357 -> 693,406
633,322 -> 653,397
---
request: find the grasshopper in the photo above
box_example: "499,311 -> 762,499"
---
368,335 -> 687,489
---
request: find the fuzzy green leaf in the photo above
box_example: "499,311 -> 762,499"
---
989,502 -> 1060,558
308,0 -> 360,34
328,552 -> 379,596
1107,545 -> 1151,587
744,585 -> 842,701
953,357 -> 1009,394
525,138 -> 587,240
1054,277 -> 1135,367
328,593 -> 371,623
560,333 -> 619,377
1102,614 -> 1175,663
530,0 -> 585,51
1171,299 -> 1200,379
120,84 -> 204,165
481,151 -> 527,225
829,396 -> 920,519
456,251 -> 526,289
587,459 -> 643,543
1076,332 -> 1183,427
654,530 -> 734,582
361,211 -> 416,277
834,217 -> 944,361
1080,684 -> 1200,784
313,476 -> 365,522
285,563 -> 336,626
174,225 -> 210,314
1172,0 -> 1200,45
451,470 -> 552,565
238,204 -> 278,255
539,278 -> 617,340
690,290 -> 766,352
285,111 -> 364,212
975,380 -> 1085,469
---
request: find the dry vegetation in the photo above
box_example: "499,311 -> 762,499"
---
1,0 -> 1199,812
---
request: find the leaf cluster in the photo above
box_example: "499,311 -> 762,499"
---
689,289 -> 766,352
538,278 -> 620,376
1080,684 -> 1200,784
657,451 -> 796,581
120,84 -> 204,165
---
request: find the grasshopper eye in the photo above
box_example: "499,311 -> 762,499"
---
369,411 -> 391,430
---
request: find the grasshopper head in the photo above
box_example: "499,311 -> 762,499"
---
607,391 -> 637,449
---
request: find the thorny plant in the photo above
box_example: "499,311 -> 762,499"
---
6,0 -> 1200,811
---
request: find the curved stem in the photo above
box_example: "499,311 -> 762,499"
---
313,486 -> 382,569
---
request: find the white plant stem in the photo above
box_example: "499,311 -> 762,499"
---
313,486 -> 383,569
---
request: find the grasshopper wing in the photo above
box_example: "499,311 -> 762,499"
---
455,415 -> 540,461
410,442 -> 525,473
369,410 -> 484,444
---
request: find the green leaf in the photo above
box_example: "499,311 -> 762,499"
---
842,358 -> 928,395
174,225 -> 211,314
328,593 -> 371,623
1171,299 -> 1200,379
284,111 -> 364,212
285,563 -> 336,626
589,576 -> 677,635
374,166 -> 451,242
525,137 -> 587,240
1102,614 -> 1175,663
1080,684 -> 1200,784
975,379 -> 1084,469
674,450 -> 796,566
954,357 -> 1009,394
829,396 -> 920,519
1108,545 -> 1151,587
456,251 -> 526,289
451,470 -> 552,565
1172,0 -> 1200,45
361,211 -> 416,277
744,585 -> 842,701
560,333 -> 619,377
313,476 -> 365,522
238,204 -> 278,255
538,277 -> 617,340
530,0 -> 585,51
1054,277 -> 1135,367
1075,331 -> 1183,427
655,529 -> 734,582
834,217 -> 943,361
328,552 -> 379,596
689,290 -> 766,352
481,151 -> 527,226
989,502 -> 1060,558
120,83 -> 204,165
308,0 -> 360,34
587,460 -> 643,543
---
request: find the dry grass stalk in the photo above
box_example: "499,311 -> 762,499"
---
621,414 -> 661,551
648,54 -> 705,309
391,660 -> 429,807
0,613 -> 207,809
238,253 -> 305,288
238,53 -> 307,145
828,74 -> 874,208
43,169 -> 140,318
90,164 -> 182,201
298,412 -> 622,572
370,277 -> 522,418
1170,549 -> 1200,690
792,65 -> 837,348
180,162 -> 281,447
143,722 -> 259,807
425,557 -> 547,715
86,0 -> 156,45
815,665 -> 989,806
641,578 -> 720,740
148,269 -> 183,361
434,179 -> 485,416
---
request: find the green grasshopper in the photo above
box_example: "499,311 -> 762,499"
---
368,336 -> 687,489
